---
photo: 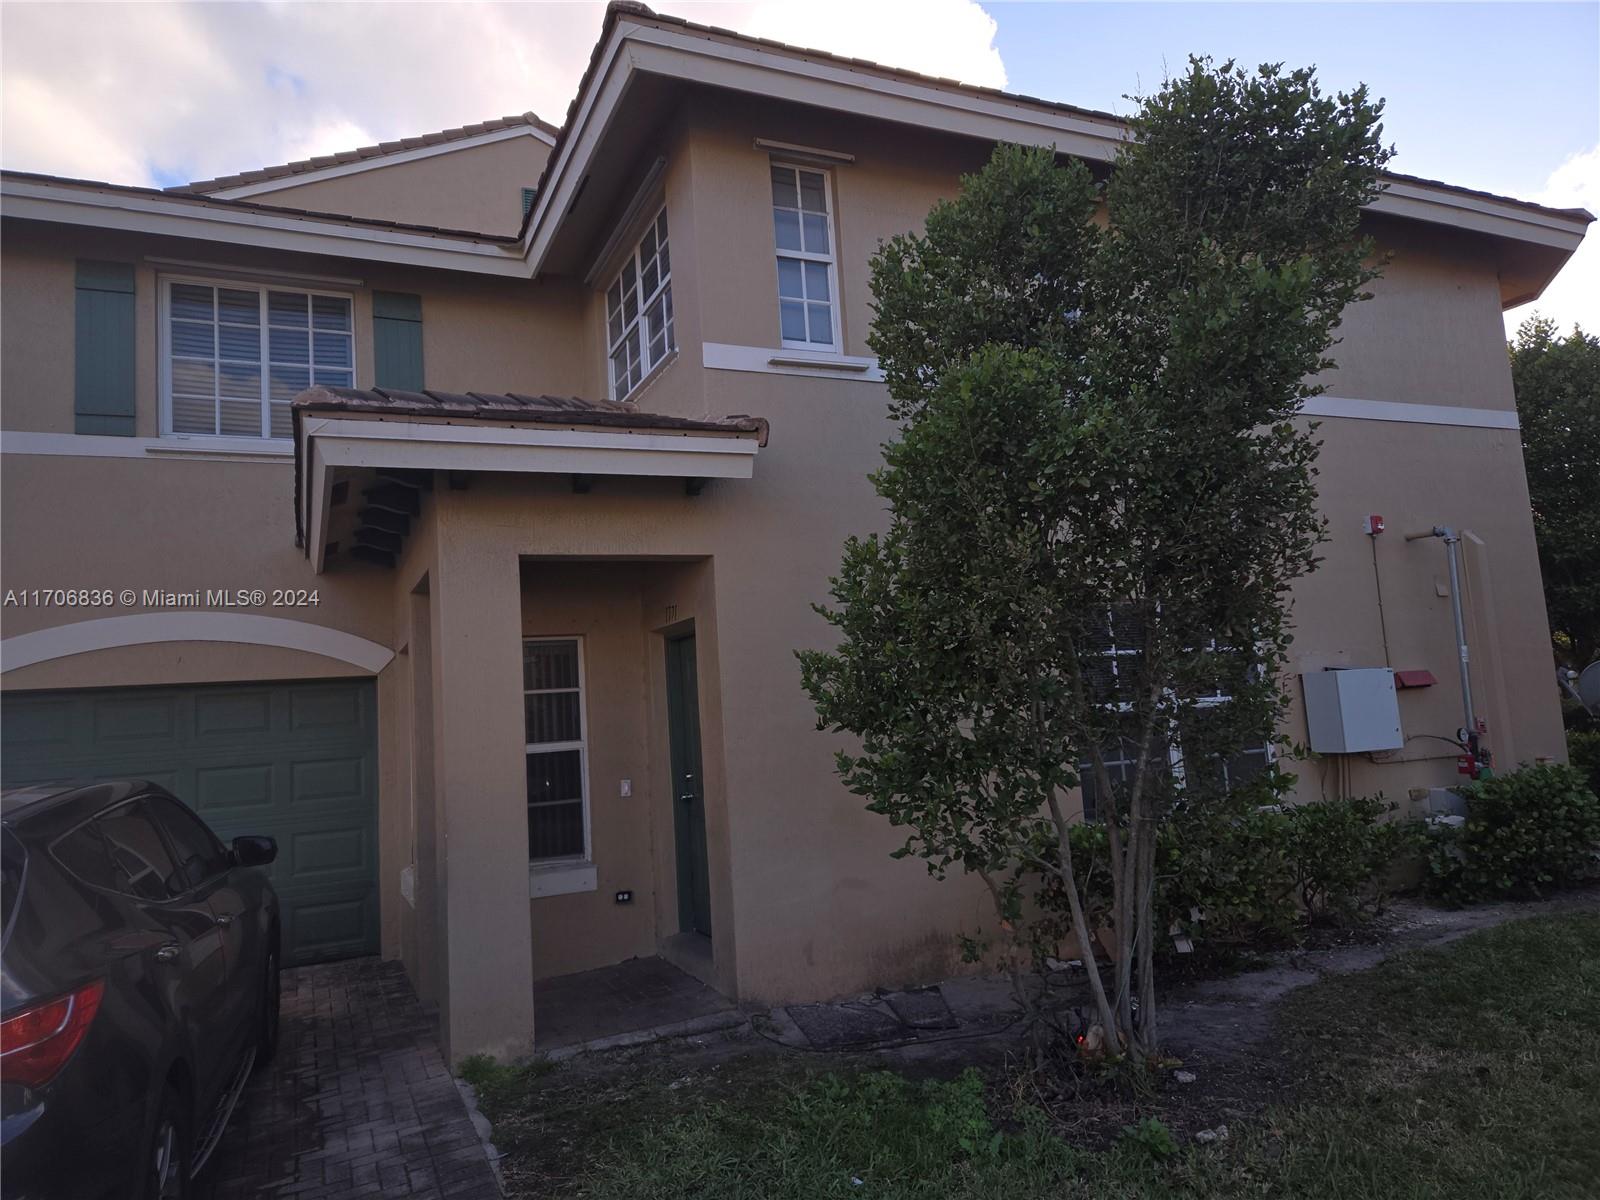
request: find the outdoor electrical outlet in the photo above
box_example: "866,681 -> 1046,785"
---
615,890 -> 633,904
620,779 -> 632,797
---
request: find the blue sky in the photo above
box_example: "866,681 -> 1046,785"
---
989,2 -> 1598,200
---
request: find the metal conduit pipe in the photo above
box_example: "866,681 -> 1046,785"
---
1405,524 -> 1476,737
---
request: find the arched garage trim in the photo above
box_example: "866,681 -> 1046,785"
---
0,613 -> 394,675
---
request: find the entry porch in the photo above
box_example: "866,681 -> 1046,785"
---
292,386 -> 766,1061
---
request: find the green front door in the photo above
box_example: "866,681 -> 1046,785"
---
665,632 -> 712,938
1,679 -> 379,965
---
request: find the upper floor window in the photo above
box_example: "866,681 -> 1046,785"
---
771,163 -> 839,350
605,208 -> 674,400
163,279 -> 353,439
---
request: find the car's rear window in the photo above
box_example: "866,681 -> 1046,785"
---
1,826 -> 27,949
53,823 -> 121,893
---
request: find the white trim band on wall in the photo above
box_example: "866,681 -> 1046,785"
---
1299,396 -> 1520,430
702,342 -> 884,381
0,613 -> 395,674
698,346 -> 1521,429
2,431 -> 294,463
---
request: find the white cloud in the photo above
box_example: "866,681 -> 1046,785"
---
0,1 -> 1004,189
1504,143 -> 1599,338
732,0 -> 1006,89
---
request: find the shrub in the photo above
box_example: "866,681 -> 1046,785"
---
1568,730 -> 1600,797
1282,795 -> 1426,922
1425,763 -> 1600,904
1029,776 -> 1419,961
1031,786 -> 1298,964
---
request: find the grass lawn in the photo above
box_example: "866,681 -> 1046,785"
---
468,913 -> 1600,1199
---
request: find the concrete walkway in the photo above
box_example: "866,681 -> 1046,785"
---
210,958 -> 501,1200
533,890 -> 1600,1070
533,956 -> 740,1055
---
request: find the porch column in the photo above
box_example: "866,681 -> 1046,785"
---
430,507 -> 535,1063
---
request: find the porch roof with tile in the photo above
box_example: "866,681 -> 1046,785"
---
291,387 -> 770,572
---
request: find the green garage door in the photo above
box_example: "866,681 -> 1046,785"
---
1,679 -> 378,965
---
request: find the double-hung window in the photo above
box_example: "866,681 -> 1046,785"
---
770,163 -> 839,349
163,279 -> 353,439
605,208 -> 675,400
523,638 -> 589,862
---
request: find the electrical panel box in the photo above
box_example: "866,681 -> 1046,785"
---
1302,668 -> 1403,754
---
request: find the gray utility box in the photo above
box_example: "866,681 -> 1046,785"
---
1302,667 -> 1404,754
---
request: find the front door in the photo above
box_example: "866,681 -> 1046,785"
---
665,632 -> 712,938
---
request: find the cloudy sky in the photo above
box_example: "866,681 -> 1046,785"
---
2,1 -> 1593,334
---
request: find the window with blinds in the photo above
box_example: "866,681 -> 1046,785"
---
523,638 -> 589,862
605,208 -> 675,400
163,279 -> 353,438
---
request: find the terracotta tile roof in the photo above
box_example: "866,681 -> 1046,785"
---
169,111 -> 559,196
292,385 -> 770,443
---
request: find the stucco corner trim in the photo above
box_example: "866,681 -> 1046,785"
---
529,861 -> 598,898
0,612 -> 395,675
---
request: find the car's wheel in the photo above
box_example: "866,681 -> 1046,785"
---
256,944 -> 280,1065
146,1086 -> 192,1200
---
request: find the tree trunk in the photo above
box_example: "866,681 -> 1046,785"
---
1045,791 -> 1120,1040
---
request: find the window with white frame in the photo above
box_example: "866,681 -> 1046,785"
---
605,208 -> 675,400
164,279 -> 353,438
524,638 -> 589,862
1077,611 -> 1271,819
770,163 -> 839,349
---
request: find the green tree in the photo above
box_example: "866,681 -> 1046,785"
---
800,60 -> 1389,1062
1509,317 -> 1600,669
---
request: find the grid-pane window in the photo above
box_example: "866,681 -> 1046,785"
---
166,280 -> 352,438
771,163 -> 837,348
524,638 -> 588,862
1080,733 -> 1145,823
1077,610 -> 1271,818
606,208 -> 674,400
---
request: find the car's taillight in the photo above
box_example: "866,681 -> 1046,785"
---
0,979 -> 105,1089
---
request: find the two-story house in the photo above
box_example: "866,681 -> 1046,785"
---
1,2 -> 1589,1063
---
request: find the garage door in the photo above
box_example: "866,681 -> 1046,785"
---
1,679 -> 378,965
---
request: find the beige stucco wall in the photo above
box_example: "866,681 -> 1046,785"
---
0,221 -> 593,437
678,94 -> 990,364
519,561 -> 658,980
246,132 -> 552,235
1282,417 -> 1565,804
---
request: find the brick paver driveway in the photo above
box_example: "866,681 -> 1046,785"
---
210,958 -> 500,1199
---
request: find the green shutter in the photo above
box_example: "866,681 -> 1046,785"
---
521,187 -> 537,218
74,260 -> 136,436
372,291 -> 424,391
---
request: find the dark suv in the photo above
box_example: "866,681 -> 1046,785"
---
0,781 -> 280,1200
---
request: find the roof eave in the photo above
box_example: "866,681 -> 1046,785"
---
518,4 -> 1591,283
1,174 -> 531,278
